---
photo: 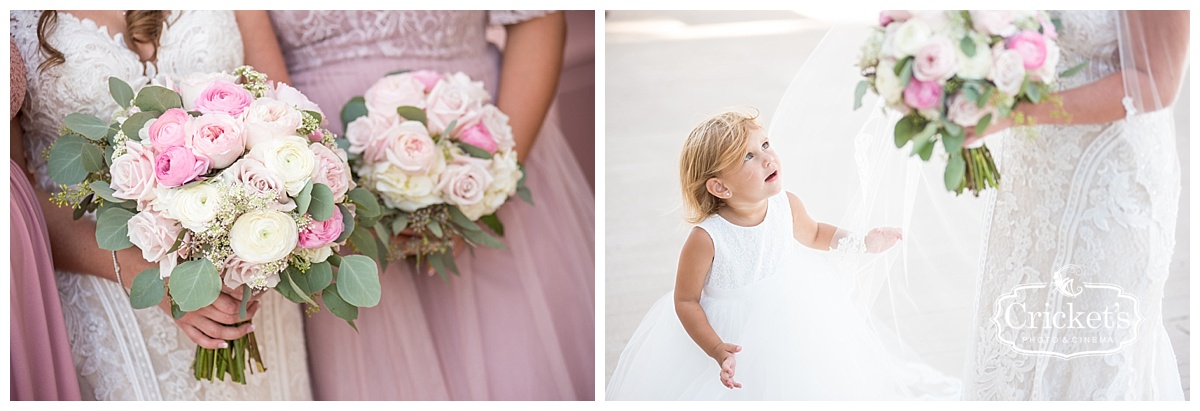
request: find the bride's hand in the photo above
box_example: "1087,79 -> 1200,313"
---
710,342 -> 743,389
159,285 -> 260,349
865,227 -> 904,253
962,115 -> 1014,147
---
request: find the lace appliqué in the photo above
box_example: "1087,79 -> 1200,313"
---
697,192 -> 794,290
832,233 -> 866,255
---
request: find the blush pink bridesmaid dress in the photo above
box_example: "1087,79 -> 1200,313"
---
269,10 -> 595,400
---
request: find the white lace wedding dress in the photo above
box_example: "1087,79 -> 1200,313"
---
11,10 -> 311,400
963,11 -> 1184,400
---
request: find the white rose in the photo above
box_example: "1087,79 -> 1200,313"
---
874,60 -> 904,105
890,19 -> 932,58
243,97 -> 303,150
364,74 -> 427,120
110,140 -> 158,211
222,257 -> 280,290
229,210 -> 298,264
956,35 -> 993,80
970,11 -> 1017,37
1030,39 -> 1060,83
249,136 -> 316,196
166,182 -> 224,232
989,47 -> 1027,96
127,209 -> 181,266
178,72 -> 239,111
425,72 -> 489,135
947,93 -> 996,127
296,245 -> 333,264
373,163 -> 443,212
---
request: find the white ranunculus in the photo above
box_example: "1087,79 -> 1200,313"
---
249,136 -> 316,196
989,47 -> 1027,96
890,19 -> 932,58
956,35 -> 994,80
874,60 -> 904,105
178,72 -> 239,111
373,163 -> 443,212
166,182 -> 224,232
228,210 -> 299,264
243,97 -> 303,149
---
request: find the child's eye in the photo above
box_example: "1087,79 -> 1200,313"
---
744,152 -> 755,161
762,141 -> 771,150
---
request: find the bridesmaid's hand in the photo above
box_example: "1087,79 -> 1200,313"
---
160,285 -> 261,349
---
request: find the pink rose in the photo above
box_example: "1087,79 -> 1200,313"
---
126,209 -> 181,266
989,48 -> 1027,95
385,121 -> 439,174
458,121 -> 498,154
437,156 -> 493,207
230,157 -> 288,203
345,114 -> 396,164
298,210 -> 344,249
913,36 -> 957,83
364,74 -> 427,119
242,97 -> 303,150
148,108 -> 190,152
410,70 -> 444,93
1006,30 -> 1048,70
879,10 -> 910,26
155,146 -> 211,187
970,11 -> 1017,37
186,112 -> 246,169
110,141 -> 159,210
310,143 -> 353,199
222,257 -> 280,290
270,82 -> 323,120
177,72 -> 238,111
425,72 -> 489,135
947,93 -> 996,127
903,78 -> 943,110
194,79 -> 254,117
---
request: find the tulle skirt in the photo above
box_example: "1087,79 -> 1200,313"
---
607,245 -> 959,400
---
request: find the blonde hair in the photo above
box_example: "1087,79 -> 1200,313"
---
679,109 -> 761,224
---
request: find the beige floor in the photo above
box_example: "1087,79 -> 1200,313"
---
604,10 -> 1190,398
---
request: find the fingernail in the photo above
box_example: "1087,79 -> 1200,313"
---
219,342 -> 228,348
248,325 -> 256,332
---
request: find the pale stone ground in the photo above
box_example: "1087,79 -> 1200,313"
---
604,10 -> 1190,398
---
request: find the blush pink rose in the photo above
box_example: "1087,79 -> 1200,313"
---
193,79 -> 254,117
270,82 -> 323,120
126,209 -> 181,266
110,141 -> 159,210
310,143 -> 353,199
231,157 -> 288,203
345,114 -> 400,165
222,257 -> 280,290
903,78 -> 943,110
298,210 -> 344,249
148,108 -> 191,152
990,48 -> 1027,95
364,74 -> 427,119
970,11 -> 1017,37
947,93 -> 996,127
186,112 -> 246,169
458,121 -> 498,154
425,72 -> 488,135
410,70 -> 444,93
437,156 -> 493,207
385,121 -> 439,174
1006,30 -> 1048,70
155,146 -> 211,187
913,36 -> 957,83
879,10 -> 910,26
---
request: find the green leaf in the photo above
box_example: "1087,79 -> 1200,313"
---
348,187 -> 380,218
283,266 -> 318,306
461,226 -> 507,249
962,86 -> 980,106
104,143 -> 116,167
386,69 -> 412,76
457,142 -> 494,159
1023,78 -> 1042,103
299,262 -> 333,295
960,36 -> 976,57
448,206 -> 480,231
274,271 -> 309,304
321,283 -> 359,329
517,187 -> 533,205
1059,61 -> 1088,79
109,77 -> 135,109
441,249 -> 459,276
373,220 -> 391,242
129,268 -> 165,309
442,119 -> 458,139
165,230 -> 188,254
335,204 -> 355,244
975,113 -> 993,136
429,251 -> 449,281
942,128 -> 965,154
391,213 -> 410,234
341,96 -> 368,131
295,179 -> 315,216
426,220 -> 443,238
238,285 -> 251,320
373,229 -> 389,273
48,134 -> 91,185
64,113 -> 110,140
89,180 -> 125,204
95,207 -> 135,251
977,86 -> 994,109
309,183 -> 336,222
897,56 -> 914,89
79,140 -> 105,173
480,213 -> 504,236
396,106 -> 427,125
168,259 -> 221,312
337,255 -> 381,307
944,152 -> 966,191
853,80 -> 870,110
893,114 -> 922,149
121,110 -> 163,141
909,123 -> 938,161
105,122 -> 120,144
303,109 -> 323,125
348,225 -> 380,263
171,300 -> 185,319
133,85 -> 183,112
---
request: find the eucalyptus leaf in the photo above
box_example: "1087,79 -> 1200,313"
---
171,301 -> 185,319
1060,61 -> 1088,79
300,262 -> 333,295
308,183 -> 335,222
960,36 -> 976,57
167,259 -> 221,312
428,220 -> 443,238
441,250 -> 459,276
238,285 -> 251,320
122,110 -> 163,141
64,113 -> 110,140
442,119 -> 458,139
95,207 -> 135,251
480,214 -> 504,236
322,283 -> 359,324
129,268 -> 165,309
274,270 -> 309,304
80,142 -> 105,173
341,96 -> 368,131
396,106 -> 427,125
975,113 -> 993,136
89,180 -> 125,203
336,255 -> 381,307
47,134 -> 91,185
335,204 -> 355,244
457,142 -> 494,159
391,214 -> 410,234
942,129 -> 965,154
303,110 -> 323,124
944,152 -> 967,191
283,266 -> 319,306
461,226 -> 507,250
386,69 -> 412,76
348,225 -> 380,264
977,86 -> 994,109
897,57 -> 914,89
429,251 -> 448,281
893,114 -> 922,149
133,86 -> 183,112
109,77 -> 134,109
348,187 -> 380,218
448,206 -> 480,231
295,180 -> 315,216
517,187 -> 533,205
853,80 -> 870,110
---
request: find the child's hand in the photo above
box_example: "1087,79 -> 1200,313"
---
865,227 -> 903,253
711,342 -> 742,389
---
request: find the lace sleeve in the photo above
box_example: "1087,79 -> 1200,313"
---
488,10 -> 554,26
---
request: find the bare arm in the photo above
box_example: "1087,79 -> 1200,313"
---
496,12 -> 566,162
788,192 -> 837,250
674,228 -> 724,358
236,10 -> 290,85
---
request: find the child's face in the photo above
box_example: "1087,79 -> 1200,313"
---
714,126 -> 783,203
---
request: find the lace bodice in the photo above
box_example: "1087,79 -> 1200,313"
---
11,10 -> 244,192
697,191 -> 795,289
1049,10 -> 1120,90
269,10 -> 551,75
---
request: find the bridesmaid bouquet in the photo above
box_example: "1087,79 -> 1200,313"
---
46,66 -> 381,383
855,10 -> 1085,196
340,70 -> 531,279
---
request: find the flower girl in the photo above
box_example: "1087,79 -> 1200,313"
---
606,110 -> 957,400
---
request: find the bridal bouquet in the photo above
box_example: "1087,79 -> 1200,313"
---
855,10 -> 1085,196
47,66 -> 381,383
340,70 -> 530,279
